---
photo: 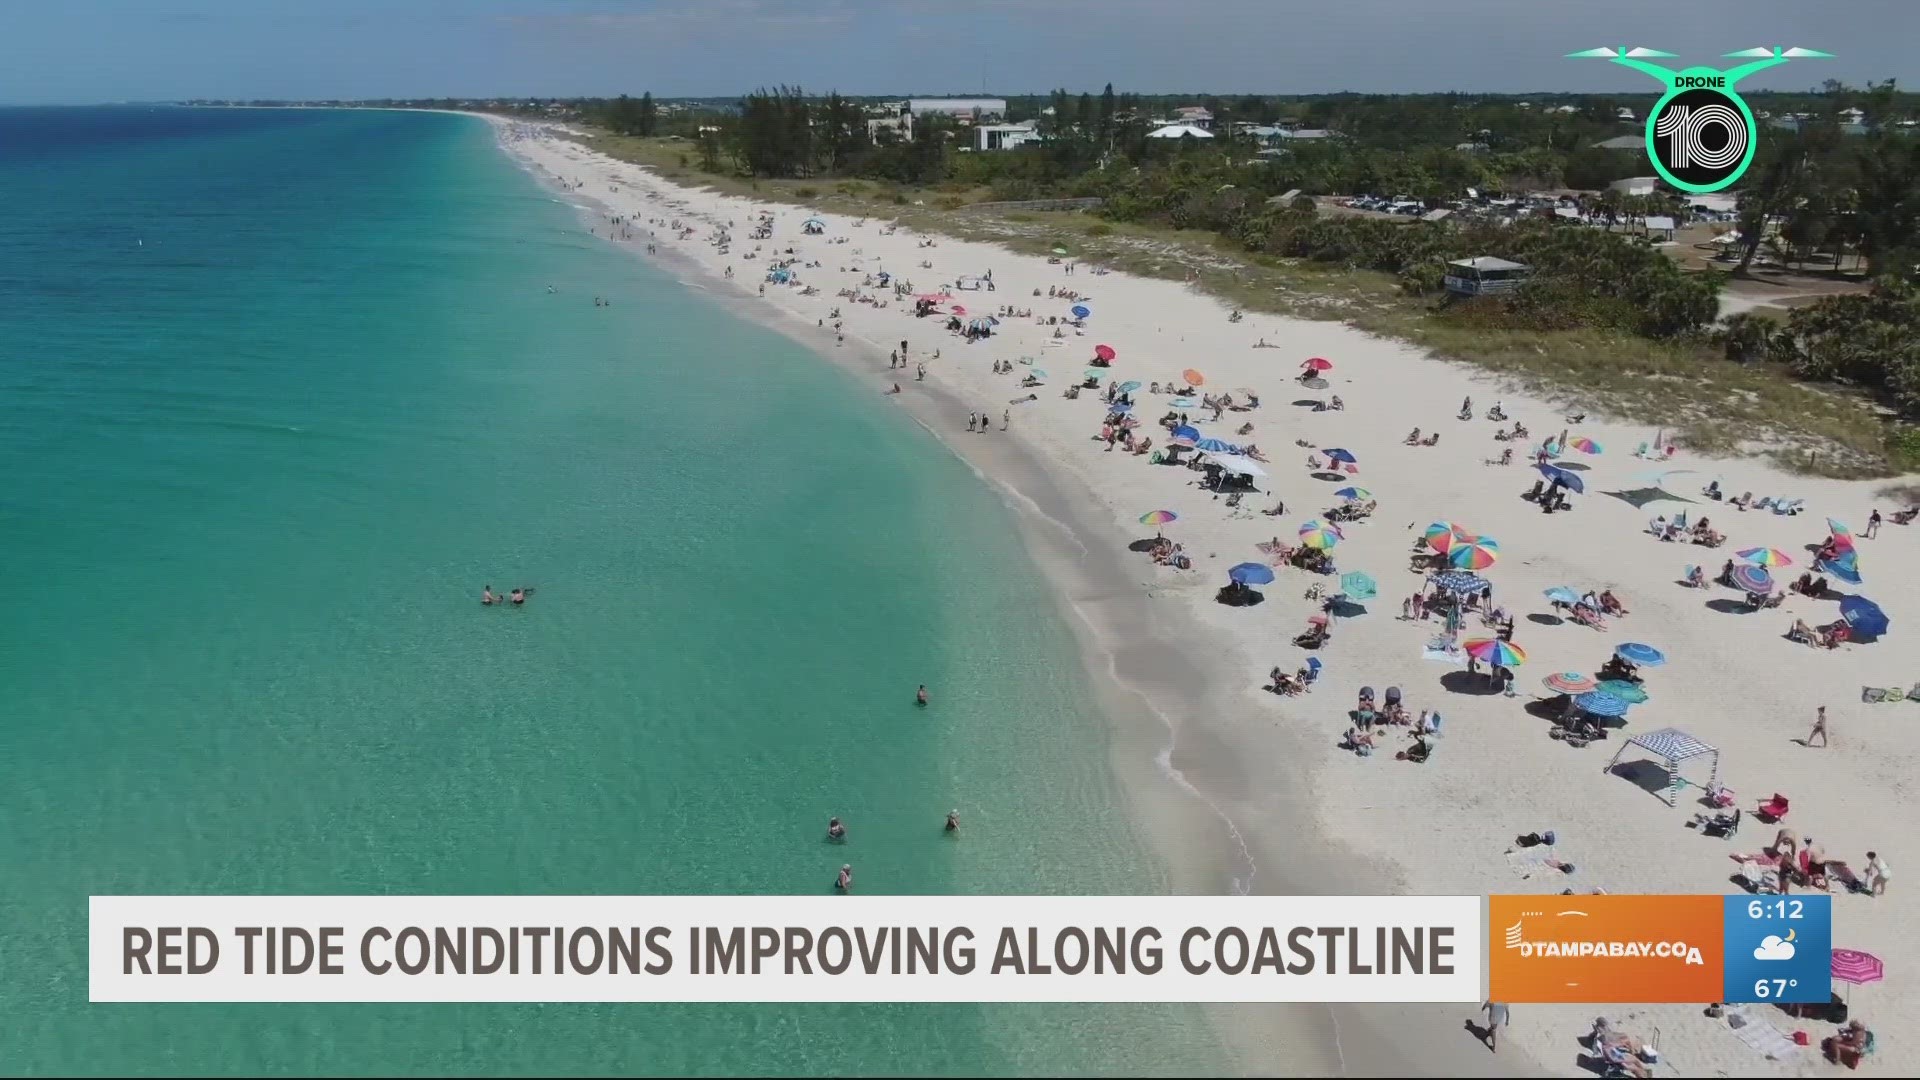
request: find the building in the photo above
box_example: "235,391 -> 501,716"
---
1616,106 -> 1637,122
1172,106 -> 1214,129
1643,215 -> 1677,241
975,121 -> 1040,151
908,98 -> 1007,122
1146,123 -> 1214,140
867,111 -> 912,142
1444,256 -> 1532,296
1610,176 -> 1659,197
1592,134 -> 1643,151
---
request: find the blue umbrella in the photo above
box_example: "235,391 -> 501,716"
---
1340,571 -> 1378,600
1537,463 -> 1584,493
1071,304 -> 1091,319
1118,380 -> 1141,393
1229,562 -> 1276,586
1574,690 -> 1632,717
1170,396 -> 1199,407
1818,551 -> 1863,586
1108,402 -> 1134,415
1614,642 -> 1666,666
1171,425 -> 1201,443
1431,570 -> 1490,595
1194,437 -> 1238,454
1543,586 -> 1581,605
1839,596 -> 1890,640
1333,486 -> 1370,501
1323,448 -> 1357,464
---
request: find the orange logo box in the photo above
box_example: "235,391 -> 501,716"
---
1489,895 -> 1724,1003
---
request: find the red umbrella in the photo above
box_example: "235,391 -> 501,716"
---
1302,357 -> 1333,372
951,305 -> 967,316
1094,344 -> 1116,362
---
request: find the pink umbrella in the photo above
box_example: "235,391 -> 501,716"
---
1832,948 -> 1884,986
951,305 -> 967,316
1302,356 -> 1333,372
1094,344 -> 1117,362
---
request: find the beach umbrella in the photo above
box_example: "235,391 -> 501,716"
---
1827,517 -> 1854,544
1340,571 -> 1378,600
1182,368 -> 1205,387
1333,486 -> 1372,501
1729,563 -> 1774,594
1544,586 -> 1582,606
1542,671 -> 1598,695
1425,521 -> 1468,553
1464,638 -> 1528,667
1108,402 -> 1134,415
950,304 -> 967,316
1094,344 -> 1116,362
1027,368 -> 1049,380
1537,462 -> 1584,493
1139,510 -> 1178,536
1831,949 -> 1885,987
1322,448 -> 1357,465
1229,562 -> 1276,586
1614,642 -> 1666,667
1448,536 -> 1500,570
1594,679 -> 1648,704
1302,357 -> 1333,372
1818,551 -> 1864,586
1171,425 -> 1201,445
802,216 -> 825,227
1194,437 -> 1238,454
1569,437 -> 1603,454
1298,519 -> 1343,549
1574,690 -> 1632,717
1169,394 -> 1199,407
1084,368 -> 1108,380
1737,546 -> 1793,569
1118,380 -> 1141,393
1431,570 -> 1490,595
1840,596 -> 1890,639
1051,247 -> 1069,256
1071,304 -> 1091,319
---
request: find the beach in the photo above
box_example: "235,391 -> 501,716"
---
490,115 -> 1917,1076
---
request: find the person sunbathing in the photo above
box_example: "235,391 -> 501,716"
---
1328,395 -> 1344,411
1269,667 -> 1299,695
1788,618 -> 1818,644
1421,432 -> 1441,446
1599,590 -> 1627,615
1486,447 -> 1514,466
1343,727 -> 1376,755
1404,428 -> 1421,445
1894,506 -> 1919,525
1821,622 -> 1851,649
1685,565 -> 1706,588
1730,491 -> 1752,509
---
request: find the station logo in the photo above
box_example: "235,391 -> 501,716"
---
1488,895 -> 1723,1003
1568,46 -> 1833,193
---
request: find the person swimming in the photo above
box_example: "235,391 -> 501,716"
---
510,588 -> 525,606
945,809 -> 959,833
916,684 -> 929,707
835,864 -> 853,891
482,585 -> 497,606
827,817 -> 846,841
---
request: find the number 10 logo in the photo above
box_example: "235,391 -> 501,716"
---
1649,88 -> 1757,192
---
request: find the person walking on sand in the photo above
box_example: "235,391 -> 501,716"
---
1866,509 -> 1881,538
967,412 -> 977,432
1806,705 -> 1829,747
1864,851 -> 1890,896
1479,1001 -> 1509,1053
1001,408 -> 1010,431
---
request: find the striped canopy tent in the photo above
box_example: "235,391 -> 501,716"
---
1602,726 -> 1719,807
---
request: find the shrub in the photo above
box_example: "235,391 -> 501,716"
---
1085,223 -> 1113,237
795,186 -> 818,199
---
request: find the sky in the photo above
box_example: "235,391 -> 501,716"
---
1,0 -> 1916,104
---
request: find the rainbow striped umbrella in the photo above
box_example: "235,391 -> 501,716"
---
1464,638 -> 1527,667
1425,521 -> 1467,554
1738,546 -> 1793,568
1570,437 -> 1603,454
1140,510 -> 1178,535
1448,535 -> 1501,570
1298,519 -> 1343,549
1542,671 -> 1598,694
1827,518 -> 1856,553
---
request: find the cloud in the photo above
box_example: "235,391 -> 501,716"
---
1753,935 -> 1796,961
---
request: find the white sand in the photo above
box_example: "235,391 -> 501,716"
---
484,116 -> 1915,1077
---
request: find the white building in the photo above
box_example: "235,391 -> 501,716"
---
1172,105 -> 1214,129
1147,123 -> 1214,140
1616,106 -> 1637,122
975,121 -> 1040,151
1610,176 -> 1658,197
909,98 -> 1007,122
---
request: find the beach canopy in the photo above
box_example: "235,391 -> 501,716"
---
1229,562 -> 1276,586
1832,948 -> 1885,986
1298,519 -> 1342,549
1738,547 -> 1794,569
1840,596 -> 1890,640
1431,570 -> 1490,595
1576,690 -> 1633,717
1182,368 -> 1205,387
1448,536 -> 1500,571
1140,510 -> 1178,527
802,216 -> 825,226
1464,638 -> 1527,667
1340,571 -> 1378,600
1537,463 -> 1584,493
1072,304 -> 1091,319
1543,671 -> 1598,694
1322,448 -> 1357,465
1730,563 -> 1774,594
1595,679 -> 1649,704
1334,486 -> 1371,501
1302,357 -> 1333,372
1203,452 -> 1268,478
1615,642 -> 1666,666
1604,727 -> 1720,806
1094,344 -> 1116,361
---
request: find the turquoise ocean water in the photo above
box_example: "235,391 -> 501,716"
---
0,107 -> 1221,1075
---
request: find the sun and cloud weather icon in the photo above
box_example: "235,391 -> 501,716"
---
1754,931 -> 1798,961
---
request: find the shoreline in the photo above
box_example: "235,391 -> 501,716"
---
477,112 -> 1913,1077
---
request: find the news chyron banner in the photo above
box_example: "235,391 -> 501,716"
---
1489,894 -> 1832,1004
92,895 -> 1484,1003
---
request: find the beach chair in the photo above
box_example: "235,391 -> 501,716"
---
1703,807 -> 1741,839
1773,497 -> 1805,516
1756,794 -> 1790,823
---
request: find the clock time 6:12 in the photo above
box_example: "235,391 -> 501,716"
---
1747,899 -> 1805,919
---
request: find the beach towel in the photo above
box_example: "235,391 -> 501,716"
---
1423,642 -> 1467,665
1726,1008 -> 1802,1061
1506,846 -> 1556,878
